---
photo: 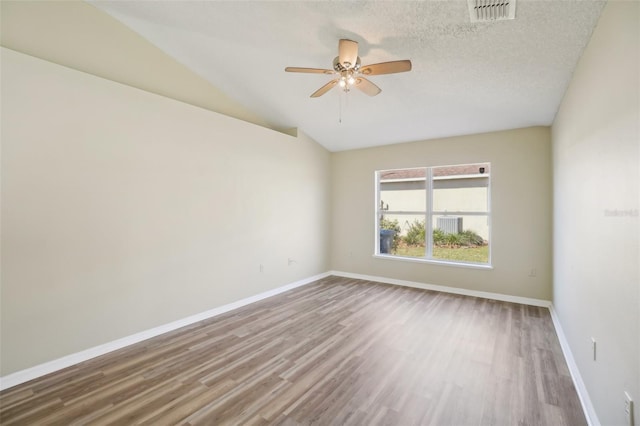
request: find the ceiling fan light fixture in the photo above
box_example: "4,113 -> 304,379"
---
285,39 -> 412,98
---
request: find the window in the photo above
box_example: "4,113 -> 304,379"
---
375,163 -> 491,266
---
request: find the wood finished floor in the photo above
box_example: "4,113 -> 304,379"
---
0,276 -> 586,426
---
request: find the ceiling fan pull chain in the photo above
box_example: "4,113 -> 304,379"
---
345,89 -> 349,122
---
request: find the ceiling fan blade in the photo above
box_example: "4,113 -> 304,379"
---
338,39 -> 359,69
359,60 -> 412,76
354,77 -> 381,96
311,79 -> 339,97
285,67 -> 335,74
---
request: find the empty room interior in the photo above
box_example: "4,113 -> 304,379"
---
1,1 -> 638,425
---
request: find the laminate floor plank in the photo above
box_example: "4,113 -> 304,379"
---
0,276 -> 586,425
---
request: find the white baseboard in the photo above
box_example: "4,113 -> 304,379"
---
0,272 -> 330,391
329,270 -> 552,307
549,305 -> 601,426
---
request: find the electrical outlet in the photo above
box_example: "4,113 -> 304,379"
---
591,337 -> 596,361
259,264 -> 264,273
624,391 -> 634,426
528,268 -> 537,277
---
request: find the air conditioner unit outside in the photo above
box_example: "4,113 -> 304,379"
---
437,216 -> 463,234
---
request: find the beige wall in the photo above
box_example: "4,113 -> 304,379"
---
0,0 -> 273,130
552,1 -> 640,425
330,127 -> 552,300
0,48 -> 331,375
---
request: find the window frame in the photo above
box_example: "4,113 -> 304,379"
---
374,164 -> 492,269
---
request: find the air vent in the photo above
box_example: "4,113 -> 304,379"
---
468,0 -> 516,22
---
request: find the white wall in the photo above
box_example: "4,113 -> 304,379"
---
552,1 -> 640,425
331,126 -> 552,300
0,48 -> 331,376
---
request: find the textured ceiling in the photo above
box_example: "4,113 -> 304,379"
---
90,1 -> 605,152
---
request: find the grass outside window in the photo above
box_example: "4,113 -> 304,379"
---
394,243 -> 489,263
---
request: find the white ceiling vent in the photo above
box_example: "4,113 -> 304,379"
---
468,0 -> 516,22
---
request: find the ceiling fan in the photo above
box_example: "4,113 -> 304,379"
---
285,39 -> 412,98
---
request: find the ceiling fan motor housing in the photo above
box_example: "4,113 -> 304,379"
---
333,56 -> 361,72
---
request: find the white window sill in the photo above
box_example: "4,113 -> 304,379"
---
372,254 -> 493,270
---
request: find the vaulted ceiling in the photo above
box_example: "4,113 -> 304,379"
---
90,1 -> 605,151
